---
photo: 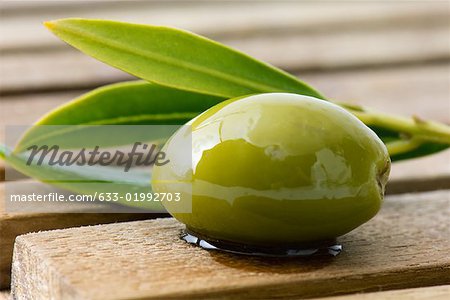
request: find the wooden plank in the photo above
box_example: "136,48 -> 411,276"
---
302,64 -> 450,124
0,180 -> 165,289
0,91 -> 81,179
231,25 -> 449,72
1,1 -> 447,52
315,285 -> 450,300
0,91 -> 80,140
2,26 -> 449,95
0,49 -> 131,95
386,150 -> 450,194
11,190 -> 450,299
0,0 -> 120,11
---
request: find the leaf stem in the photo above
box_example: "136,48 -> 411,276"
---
385,138 -> 422,156
344,106 -> 450,145
337,103 -> 450,156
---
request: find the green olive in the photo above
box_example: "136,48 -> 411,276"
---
152,93 -> 390,249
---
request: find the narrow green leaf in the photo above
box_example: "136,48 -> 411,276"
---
45,18 -> 324,99
389,142 -> 448,161
0,145 -> 165,212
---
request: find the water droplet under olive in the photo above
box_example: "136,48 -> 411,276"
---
152,93 -> 390,248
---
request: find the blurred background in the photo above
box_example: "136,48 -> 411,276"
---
0,0 -> 449,182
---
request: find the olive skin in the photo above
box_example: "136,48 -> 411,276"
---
152,93 -> 390,247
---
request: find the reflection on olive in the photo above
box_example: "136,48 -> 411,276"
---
152,93 -> 390,249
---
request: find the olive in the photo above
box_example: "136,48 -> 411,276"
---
152,93 -> 390,251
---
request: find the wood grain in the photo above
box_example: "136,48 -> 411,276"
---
315,285 -> 450,300
0,181 -> 164,289
386,150 -> 450,194
2,1 -> 447,51
2,26 -> 448,95
11,190 -> 450,299
0,91 -> 80,142
0,91 -> 80,179
302,64 -> 450,125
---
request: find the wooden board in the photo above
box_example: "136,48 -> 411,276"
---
316,285 -> 450,300
2,1 -> 447,51
6,286 -> 450,300
11,190 -> 450,299
0,181 -> 165,289
302,64 -> 450,124
0,91 -> 80,178
386,150 -> 450,194
1,26 -> 448,95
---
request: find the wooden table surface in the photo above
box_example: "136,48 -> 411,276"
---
1,1 -> 449,299
12,191 -> 450,299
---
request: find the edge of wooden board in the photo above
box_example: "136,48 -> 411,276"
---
314,285 -> 450,300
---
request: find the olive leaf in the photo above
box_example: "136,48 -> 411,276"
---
44,18 -> 323,99
15,81 -> 224,152
343,105 -> 450,161
5,82 -> 223,212
0,144 -> 165,212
